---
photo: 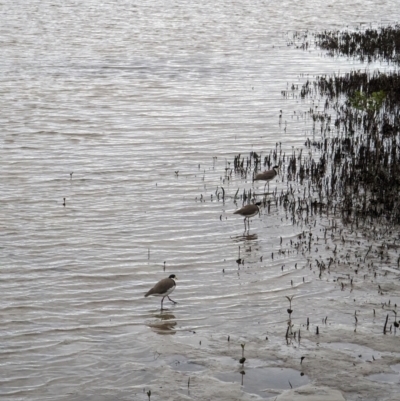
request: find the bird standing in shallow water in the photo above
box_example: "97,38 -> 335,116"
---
144,274 -> 177,310
234,202 -> 261,231
254,165 -> 279,192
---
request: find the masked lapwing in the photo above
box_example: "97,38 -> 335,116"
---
234,202 -> 261,231
145,274 -> 177,309
254,165 -> 279,191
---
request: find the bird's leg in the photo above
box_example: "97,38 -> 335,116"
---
167,296 -> 177,304
161,296 -> 165,310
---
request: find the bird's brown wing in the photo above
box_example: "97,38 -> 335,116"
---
254,170 -> 274,181
145,278 -> 174,297
234,204 -> 258,216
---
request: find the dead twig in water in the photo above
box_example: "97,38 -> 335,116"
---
364,245 -> 372,262
383,314 -> 389,334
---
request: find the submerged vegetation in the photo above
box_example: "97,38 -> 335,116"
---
300,70 -> 400,224
284,25 -> 400,224
314,25 -> 400,63
228,25 -> 400,344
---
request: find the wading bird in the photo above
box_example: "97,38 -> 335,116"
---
144,274 -> 178,310
234,202 -> 261,231
254,165 -> 279,191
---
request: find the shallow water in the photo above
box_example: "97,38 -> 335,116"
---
217,365 -> 310,397
1,1 -> 400,400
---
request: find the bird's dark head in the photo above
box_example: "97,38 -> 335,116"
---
255,201 -> 262,206
169,274 -> 177,280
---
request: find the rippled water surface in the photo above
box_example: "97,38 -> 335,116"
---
1,1 -> 400,400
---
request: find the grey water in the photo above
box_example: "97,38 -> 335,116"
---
1,1 -> 400,400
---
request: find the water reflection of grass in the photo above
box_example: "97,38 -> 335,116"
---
287,25 -> 400,224
227,24 -> 400,361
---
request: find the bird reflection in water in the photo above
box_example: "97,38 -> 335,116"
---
231,233 -> 258,243
148,312 -> 177,335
